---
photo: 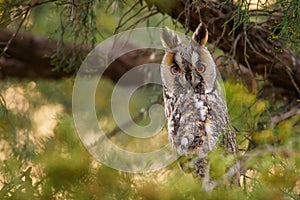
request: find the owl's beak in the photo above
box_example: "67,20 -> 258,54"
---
184,71 -> 197,89
185,72 -> 192,84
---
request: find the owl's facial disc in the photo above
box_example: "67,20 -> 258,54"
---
171,53 -> 192,86
192,49 -> 217,94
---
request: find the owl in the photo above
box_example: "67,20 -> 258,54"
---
160,23 -> 240,190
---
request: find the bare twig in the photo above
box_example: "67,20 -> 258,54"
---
122,10 -> 159,31
114,1 -> 141,34
1,8 -> 30,56
231,32 -> 243,61
1,0 -> 59,57
286,67 -> 300,96
114,4 -> 148,34
243,30 -> 254,77
270,104 -> 300,127
212,20 -> 227,52
154,15 -> 169,27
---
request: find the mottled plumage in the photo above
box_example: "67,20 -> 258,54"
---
160,23 -> 240,190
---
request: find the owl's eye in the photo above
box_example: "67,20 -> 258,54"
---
170,64 -> 181,75
195,64 -> 206,73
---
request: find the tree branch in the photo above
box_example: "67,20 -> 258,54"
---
0,29 -> 151,82
145,0 -> 300,97
270,104 -> 300,127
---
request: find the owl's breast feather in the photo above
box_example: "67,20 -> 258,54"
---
165,92 -> 214,155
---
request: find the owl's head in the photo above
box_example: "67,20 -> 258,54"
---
160,23 -> 217,94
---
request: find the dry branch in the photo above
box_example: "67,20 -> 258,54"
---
270,104 -> 300,127
0,29 -> 151,82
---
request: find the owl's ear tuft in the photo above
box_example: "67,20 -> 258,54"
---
192,23 -> 208,46
160,27 -> 181,49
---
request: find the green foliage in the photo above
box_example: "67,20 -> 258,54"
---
0,79 -> 299,199
272,0 -> 300,49
225,80 -> 269,147
219,0 -> 300,51
225,80 -> 300,199
50,0 -> 99,72
208,148 -> 236,180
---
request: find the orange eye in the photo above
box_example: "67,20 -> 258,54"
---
170,64 -> 181,75
196,64 -> 205,73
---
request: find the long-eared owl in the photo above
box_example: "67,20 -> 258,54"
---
160,23 -> 240,190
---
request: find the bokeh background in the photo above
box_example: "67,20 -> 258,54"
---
0,0 -> 300,199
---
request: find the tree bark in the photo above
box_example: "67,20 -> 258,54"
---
0,29 -> 151,83
145,0 -> 300,97
0,29 -> 71,79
